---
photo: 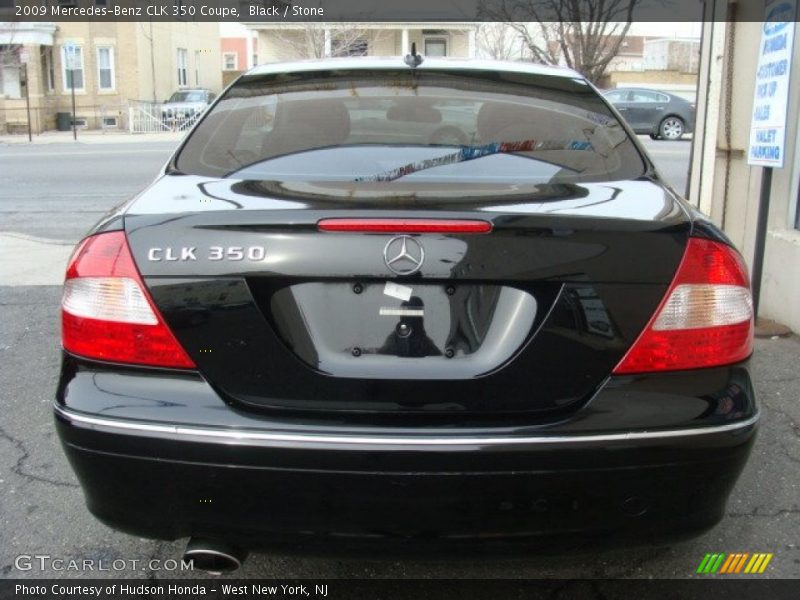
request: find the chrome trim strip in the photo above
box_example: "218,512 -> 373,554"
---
54,405 -> 759,448
379,307 -> 425,317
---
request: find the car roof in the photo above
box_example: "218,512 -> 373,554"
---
246,56 -> 584,80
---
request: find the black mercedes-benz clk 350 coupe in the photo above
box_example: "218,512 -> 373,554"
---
55,57 -> 756,570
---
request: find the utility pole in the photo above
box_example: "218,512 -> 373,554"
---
70,65 -> 77,141
64,41 -> 78,140
150,21 -> 157,104
19,49 -> 32,142
23,64 -> 32,142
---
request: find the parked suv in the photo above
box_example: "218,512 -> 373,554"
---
161,88 -> 216,129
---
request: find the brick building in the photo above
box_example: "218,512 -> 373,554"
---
0,19 -> 222,133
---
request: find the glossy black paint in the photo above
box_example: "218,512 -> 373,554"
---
58,427 -> 754,553
56,353 -> 756,550
117,175 -> 690,418
57,354 -> 756,434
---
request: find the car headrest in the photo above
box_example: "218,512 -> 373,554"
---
273,99 -> 351,147
477,102 -> 521,142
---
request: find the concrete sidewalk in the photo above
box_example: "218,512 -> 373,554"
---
0,129 -> 186,146
0,232 -> 75,286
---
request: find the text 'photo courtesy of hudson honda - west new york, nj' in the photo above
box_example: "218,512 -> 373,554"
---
1,0 -> 800,598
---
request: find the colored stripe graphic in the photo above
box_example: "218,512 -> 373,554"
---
758,554 -> 773,573
734,553 -> 750,573
706,554 -> 719,573
698,553 -> 727,573
745,554 -> 761,573
745,553 -> 774,574
697,554 -> 712,573
710,554 -> 726,573
699,552 -> 773,574
719,554 -> 736,574
723,553 -> 741,573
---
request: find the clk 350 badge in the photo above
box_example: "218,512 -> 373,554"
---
147,246 -> 266,261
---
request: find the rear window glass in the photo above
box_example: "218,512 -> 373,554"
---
169,91 -> 207,103
176,69 -> 645,185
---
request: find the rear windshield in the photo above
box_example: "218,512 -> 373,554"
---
176,69 -> 645,185
169,91 -> 206,103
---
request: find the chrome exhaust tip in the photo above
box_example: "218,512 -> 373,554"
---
182,538 -> 247,574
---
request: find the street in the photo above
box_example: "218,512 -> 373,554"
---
644,137 -> 693,196
1,134 -> 798,579
0,140 -> 177,241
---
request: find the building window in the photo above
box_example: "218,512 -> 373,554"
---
40,46 -> 55,91
629,90 -> 668,103
194,50 -> 201,85
252,53 -> 258,67
424,38 -> 447,57
604,89 -> 629,102
102,116 -> 118,128
61,44 -> 85,91
0,45 -> 22,99
223,52 -> 238,71
96,46 -> 115,91
177,48 -> 188,87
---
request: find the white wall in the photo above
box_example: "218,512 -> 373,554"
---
691,11 -> 800,332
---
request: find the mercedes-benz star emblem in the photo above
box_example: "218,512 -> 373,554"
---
383,236 -> 425,276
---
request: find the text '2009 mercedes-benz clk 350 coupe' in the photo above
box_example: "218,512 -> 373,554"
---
55,55 -> 757,571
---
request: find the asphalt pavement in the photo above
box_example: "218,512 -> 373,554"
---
0,140 -> 177,241
1,134 -> 797,580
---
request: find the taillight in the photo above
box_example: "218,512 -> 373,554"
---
61,231 -> 195,369
317,218 -> 492,233
613,237 -> 753,374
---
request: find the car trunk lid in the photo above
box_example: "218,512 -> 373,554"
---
123,175 -> 690,423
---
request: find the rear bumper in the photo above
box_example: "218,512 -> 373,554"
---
54,356 -> 758,552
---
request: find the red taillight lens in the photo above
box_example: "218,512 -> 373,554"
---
613,237 -> 754,374
61,231 -> 195,369
317,218 -> 492,233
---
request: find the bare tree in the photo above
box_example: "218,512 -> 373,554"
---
0,24 -> 21,67
269,24 -> 390,60
476,23 -> 525,60
478,0 -> 644,83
